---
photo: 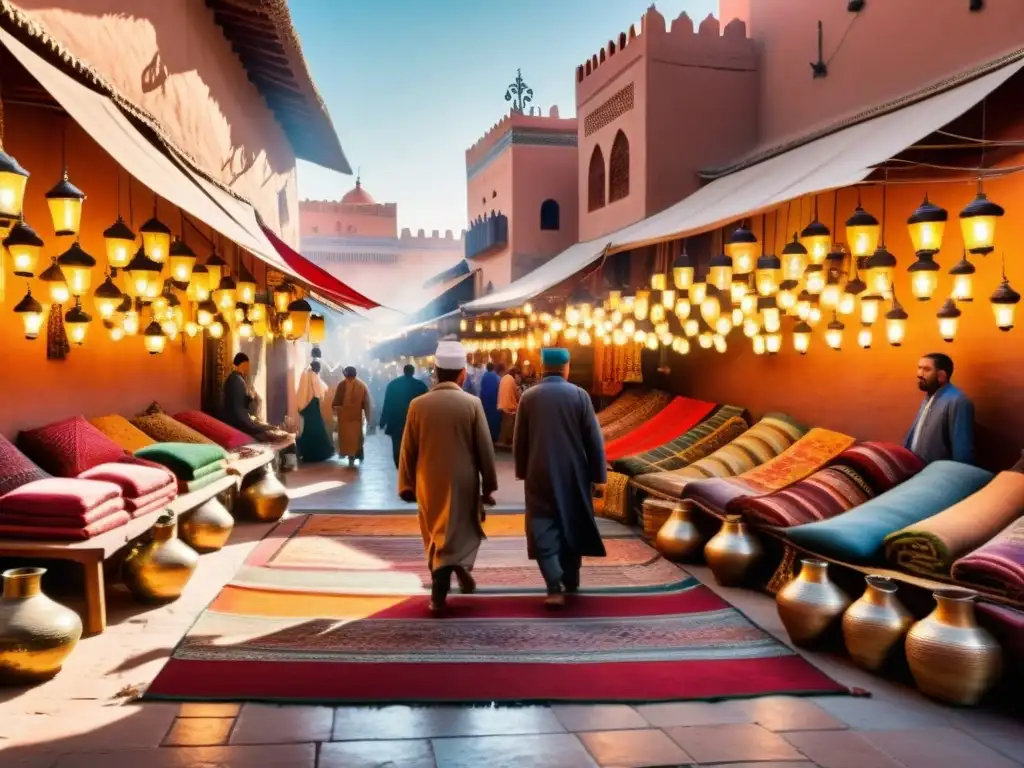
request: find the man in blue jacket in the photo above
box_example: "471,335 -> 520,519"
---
905,353 -> 975,465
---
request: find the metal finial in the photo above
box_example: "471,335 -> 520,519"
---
504,69 -> 534,114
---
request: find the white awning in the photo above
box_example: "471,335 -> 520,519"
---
464,54 -> 1024,314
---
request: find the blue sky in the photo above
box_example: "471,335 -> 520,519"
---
290,0 -> 717,235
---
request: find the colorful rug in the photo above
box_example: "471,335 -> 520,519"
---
596,388 -> 649,428
146,512 -> 850,704
613,407 -> 749,477
600,391 -> 673,443
951,517 -> 1024,602
605,397 -> 718,462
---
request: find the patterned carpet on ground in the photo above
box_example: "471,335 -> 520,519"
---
146,513 -> 850,704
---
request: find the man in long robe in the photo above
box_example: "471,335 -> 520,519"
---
380,364 -> 428,467
399,340 -> 498,615
478,362 -> 502,443
905,352 -> 975,464
496,366 -> 521,447
332,366 -> 372,466
295,360 -> 334,463
222,353 -> 295,448
514,348 -> 606,608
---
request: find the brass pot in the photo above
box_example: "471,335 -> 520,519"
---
655,504 -> 704,561
0,567 -> 82,684
703,515 -> 762,587
776,559 -> 851,647
236,466 -> 289,522
180,496 -> 235,553
123,514 -> 199,602
842,575 -> 913,672
905,588 -> 1003,706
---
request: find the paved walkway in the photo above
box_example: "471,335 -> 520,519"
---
1,436 -> 1021,767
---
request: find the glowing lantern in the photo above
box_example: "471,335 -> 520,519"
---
713,334 -> 727,353
40,259 -> 70,305
213,275 -> 237,311
808,304 -> 823,326
755,253 -> 782,296
949,255 -> 976,302
64,299 -> 92,346
885,299 -> 908,347
698,331 -> 713,349
840,273 -> 866,316
196,299 -> 217,328
205,252 -> 227,288
708,252 -> 733,291
108,320 -> 124,342
579,328 -> 593,346
804,264 -> 825,295
732,307 -> 743,326
650,303 -> 667,324
92,275 -> 123,319
45,172 -> 86,237
234,302 -> 248,324
743,316 -> 760,338
13,289 -> 44,340
752,334 -> 766,355
801,220 -> 831,267
287,298 -> 312,337
632,328 -> 646,345
860,293 -> 882,325
846,204 -> 880,259
674,338 -> 691,355
4,219 -> 44,278
689,282 -> 707,306
781,235 -> 808,282
674,297 -> 691,321
759,297 -> 781,333
908,253 -> 940,301
959,188 -> 1003,255
633,290 -> 650,321
796,290 -> 812,321
700,293 -> 721,325
858,325 -> 873,349
936,298 -> 961,342
825,315 -> 845,350
821,271 -> 842,309
990,277 -> 1020,332
645,333 -> 659,351
715,316 -> 732,336
309,313 -> 326,344
792,321 -> 812,355
102,216 -> 135,270
907,194 -> 947,254
188,265 -> 211,302
725,224 -> 760,274
661,289 -> 676,309
140,213 -> 171,264
143,320 -> 167,354
185,321 -> 199,338
730,278 -> 748,304
56,241 -> 97,296
611,328 -> 627,346
650,272 -> 667,291
125,248 -> 162,299
621,318 -> 636,336
765,333 -> 782,354
865,246 -> 897,297
740,292 -> 758,316
523,302 -> 533,315
672,247 -> 695,290
683,319 -> 699,337
168,238 -> 197,285
0,148 -> 30,224
122,307 -> 140,336
209,315 -> 225,339
238,319 -> 254,339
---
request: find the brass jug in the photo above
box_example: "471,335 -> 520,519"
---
842,575 -> 912,672
236,466 -> 289,522
123,513 -> 199,602
655,504 -> 704,561
703,515 -> 762,587
906,588 -> 1003,706
180,496 -> 235,553
776,559 -> 851,647
0,567 -> 82,684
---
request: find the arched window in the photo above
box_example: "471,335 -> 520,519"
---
609,130 -> 630,202
588,146 -> 606,212
540,199 -> 560,231
335,221 -> 342,234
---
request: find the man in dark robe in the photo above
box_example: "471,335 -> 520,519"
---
222,352 -> 296,460
513,347 -> 606,608
380,364 -> 429,467
478,362 -> 502,443
905,353 -> 975,464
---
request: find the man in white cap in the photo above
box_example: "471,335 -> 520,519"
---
399,338 -> 499,615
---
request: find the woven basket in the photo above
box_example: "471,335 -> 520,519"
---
641,498 -> 681,539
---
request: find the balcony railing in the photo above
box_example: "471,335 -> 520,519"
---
465,212 -> 508,259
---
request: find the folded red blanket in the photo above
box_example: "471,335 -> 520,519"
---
0,497 -> 126,527
79,461 -> 175,497
0,510 -> 131,540
128,490 -> 178,519
0,477 -> 122,517
125,485 -> 179,511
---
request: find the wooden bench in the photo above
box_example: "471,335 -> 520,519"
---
0,473 -> 237,636
225,444 -> 277,478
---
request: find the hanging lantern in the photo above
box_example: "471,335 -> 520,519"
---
860,292 -> 882,325
672,246 -> 695,289
645,333 -> 659,351
792,321 -> 812,355
139,213 -> 171,264
185,321 -> 199,338
807,302 -> 823,327
102,216 -> 135,270
908,253 -> 940,301
0,148 -> 30,224
650,303 -> 667,324
168,238 -> 197,285
780,235 -> 808,282
4,218 -> 44,278
633,290 -> 650,321
713,334 -> 727,353
683,318 -> 699,337
742,316 -> 760,338
820,269 -> 843,309
233,302 -> 248,324
730,278 -> 748,304
188,264 -> 211,302
689,282 -> 707,306
885,298 -> 908,347
673,337 -> 691,355
907,194 -> 947,254
740,292 -> 758,316
698,331 -> 714,349
858,325 -> 873,349
725,224 -> 760,274
650,272 -> 667,291
758,296 -> 781,333
959,187 -> 1003,255
752,334 -> 766,355
122,305 -> 140,337
765,333 -> 782,354
237,319 -> 255,339
108,317 -> 125,342
611,328 -> 627,346
209,314 -> 225,339
92,275 -> 123,319
39,259 -> 70,305
621,317 -> 636,336
825,314 -> 845,350
287,297 -> 312,337
796,290 -> 813,321
990,277 -> 1020,332
309,313 -> 326,344
700,292 -> 721,325
715,316 -> 733,336
236,262 -> 257,305
708,252 -> 733,291
569,283 -> 595,323
56,241 -> 97,296
803,264 -> 825,295
801,219 -> 832,266
161,318 -> 179,339
660,289 -> 676,310
840,272 -> 866,316
143,320 -> 167,354
632,328 -> 646,345
936,298 -> 961,342
731,306 -> 744,326
846,204 -> 881,258
196,298 -> 217,328
213,274 -> 237,312
755,252 -> 782,297
205,251 -> 227,288
124,247 -> 162,299
949,254 -> 976,303
865,245 -> 897,297
13,288 -> 44,340
45,171 -> 86,237
64,299 -> 92,346
523,301 -> 533,315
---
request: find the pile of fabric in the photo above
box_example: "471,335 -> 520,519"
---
173,410 -> 254,451
79,461 -> 177,518
133,443 -> 229,493
604,397 -> 718,463
0,477 -> 130,540
599,390 -> 672,443
131,403 -> 217,445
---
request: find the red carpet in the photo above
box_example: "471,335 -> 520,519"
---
604,397 -> 717,462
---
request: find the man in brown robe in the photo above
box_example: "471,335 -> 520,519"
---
399,339 -> 499,615
332,366 -> 372,467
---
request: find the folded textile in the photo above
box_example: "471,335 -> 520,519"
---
605,397 -> 718,462
787,461 -> 994,564
739,465 -> 874,528
173,410 -> 253,450
0,477 -> 122,517
951,517 -> 1024,601
128,490 -> 177,519
134,443 -> 228,480
596,389 -> 649,427
79,461 -> 175,498
828,442 -> 925,495
0,433 -> 50,498
601,391 -> 673,443
178,468 -> 229,494
885,471 -> 1024,577
0,510 -> 131,541
88,414 -> 155,453
18,415 -> 128,477
131,412 -> 215,445
125,485 -> 179,511
0,497 -> 126,527
613,407 -> 748,476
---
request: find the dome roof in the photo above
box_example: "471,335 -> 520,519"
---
341,177 -> 375,205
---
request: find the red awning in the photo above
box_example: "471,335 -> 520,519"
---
259,224 -> 379,310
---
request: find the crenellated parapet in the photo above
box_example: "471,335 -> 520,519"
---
399,228 -> 465,242
299,199 -> 398,218
465,106 -> 577,173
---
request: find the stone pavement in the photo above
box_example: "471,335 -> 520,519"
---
1,437 -> 1021,767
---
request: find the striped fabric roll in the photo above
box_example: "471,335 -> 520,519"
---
739,464 -> 874,528
600,390 -> 673,443
614,406 -> 748,477
829,442 -> 925,495
596,389 -> 649,427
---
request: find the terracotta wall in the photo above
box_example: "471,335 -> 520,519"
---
466,148 -> 513,289
510,142 -> 579,282
12,0 -> 301,247
652,174 -> 1024,470
0,105 -> 203,439
299,202 -> 398,239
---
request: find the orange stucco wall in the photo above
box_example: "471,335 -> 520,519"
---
12,0 -> 301,247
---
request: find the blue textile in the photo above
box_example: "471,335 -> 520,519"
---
903,383 -> 975,465
479,370 -> 501,442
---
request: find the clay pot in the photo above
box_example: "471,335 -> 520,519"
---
123,514 -> 199,602
655,503 -> 704,561
0,567 -> 82,684
906,588 -> 1003,706
235,466 -> 289,522
776,559 -> 851,647
179,496 -> 235,553
842,575 -> 913,672
703,515 -> 762,587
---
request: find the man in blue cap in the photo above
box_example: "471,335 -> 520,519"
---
513,347 -> 607,607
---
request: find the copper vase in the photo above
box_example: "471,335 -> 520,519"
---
0,568 -> 82,684
776,559 -> 851,647
703,515 -> 762,587
655,504 -> 704,561
842,575 -> 913,672
123,514 -> 199,602
180,496 -> 235,553
236,466 -> 289,522
905,588 -> 1003,706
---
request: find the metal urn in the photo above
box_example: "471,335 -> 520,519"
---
123,513 -> 199,602
703,515 -> 763,587
235,465 -> 289,522
655,503 -> 704,561
179,496 -> 235,553
776,559 -> 851,647
0,567 -> 82,684
842,575 -> 913,672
